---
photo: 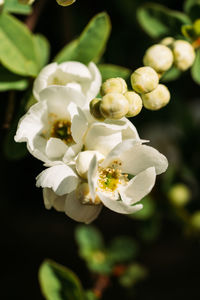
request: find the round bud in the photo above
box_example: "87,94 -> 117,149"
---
131,66 -> 159,94
143,44 -> 173,73
172,40 -> 196,71
100,92 -> 129,119
124,91 -> 143,117
168,184 -> 191,207
160,37 -> 175,47
76,151 -> 104,179
101,77 -> 127,95
90,98 -> 104,120
142,84 -> 170,110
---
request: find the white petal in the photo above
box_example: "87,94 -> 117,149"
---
88,155 -> 98,201
43,188 -> 66,212
63,143 -> 83,163
120,144 -> 168,175
45,138 -> 68,159
14,101 -> 47,151
121,117 -> 140,140
119,167 -> 156,205
33,63 -> 58,100
36,164 -> 79,196
97,191 -> 143,214
65,190 -> 102,224
70,105 -> 88,143
59,61 -> 92,80
85,62 -> 102,101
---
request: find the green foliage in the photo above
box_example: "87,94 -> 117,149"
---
98,64 -> 131,82
191,49 -> 200,84
55,12 -> 111,64
39,259 -> 84,300
184,0 -> 200,21
84,291 -> 98,300
137,3 -> 191,39
0,12 -> 38,77
4,0 -> 32,15
33,34 -> 50,71
119,264 -> 147,288
161,66 -> 182,82
0,65 -> 28,91
182,19 -> 200,41
108,237 -> 138,264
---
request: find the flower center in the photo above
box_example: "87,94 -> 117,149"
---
50,119 -> 74,144
50,77 -> 67,86
98,160 -> 128,193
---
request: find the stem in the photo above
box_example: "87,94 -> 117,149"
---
25,0 -> 48,32
92,275 -> 110,299
3,91 -> 15,129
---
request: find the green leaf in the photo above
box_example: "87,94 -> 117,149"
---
130,196 -> 155,220
0,12 -> 38,77
98,64 -> 131,82
55,12 -> 111,64
160,66 -> 182,82
75,225 -> 104,256
191,48 -> 200,84
0,65 -> 28,91
4,0 -> 32,15
84,291 -> 98,300
184,0 -> 200,21
39,259 -> 84,300
137,3 -> 191,39
193,19 -> 200,35
119,264 -> 147,288
33,34 -> 50,70
108,237 -> 138,264
181,24 -> 197,40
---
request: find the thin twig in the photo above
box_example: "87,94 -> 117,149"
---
92,275 -> 110,299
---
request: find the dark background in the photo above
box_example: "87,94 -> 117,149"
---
1,0 -> 200,299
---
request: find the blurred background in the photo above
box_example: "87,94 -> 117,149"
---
1,0 -> 200,299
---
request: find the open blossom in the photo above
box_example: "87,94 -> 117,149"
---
33,61 -> 101,103
36,139 -> 168,223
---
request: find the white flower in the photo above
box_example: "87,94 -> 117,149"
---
14,87 -> 88,165
36,139 -> 168,223
33,61 -> 101,103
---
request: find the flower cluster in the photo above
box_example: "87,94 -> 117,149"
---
15,61 -> 168,223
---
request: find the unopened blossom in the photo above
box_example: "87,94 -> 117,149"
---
101,77 -> 127,95
142,84 -> 170,110
33,61 -> 101,103
36,139 -> 168,223
172,40 -> 195,71
131,67 -> 159,94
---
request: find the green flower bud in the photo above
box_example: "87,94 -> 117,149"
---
124,91 -> 143,117
90,98 -> 104,120
143,44 -> 173,73
160,37 -> 175,47
131,67 -> 159,94
56,0 -> 76,6
168,184 -> 191,207
190,211 -> 200,230
142,84 -> 170,110
100,92 -> 129,119
101,77 -> 127,95
172,40 -> 195,71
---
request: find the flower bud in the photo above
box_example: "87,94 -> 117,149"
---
131,67 -> 159,94
168,184 -> 191,207
160,37 -> 174,47
172,40 -> 195,71
56,0 -> 76,6
76,151 -> 104,179
124,91 -> 143,117
100,92 -> 129,119
143,44 -> 173,73
101,77 -> 127,95
90,98 -> 104,120
142,84 -> 170,110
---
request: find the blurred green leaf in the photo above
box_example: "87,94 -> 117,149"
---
137,3 -> 191,39
130,196 -> 155,220
39,259 -> 84,300
191,49 -> 200,84
33,34 -> 50,70
4,0 -> 32,15
108,237 -> 138,264
0,65 -> 28,91
139,217 -> 161,242
0,12 -> 38,77
181,24 -> 197,40
184,0 -> 200,21
161,66 -> 182,82
193,19 -> 200,35
98,64 -> 131,82
56,0 -> 76,6
119,264 -> 147,288
55,12 -> 111,64
84,291 -> 98,300
87,252 -> 113,274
